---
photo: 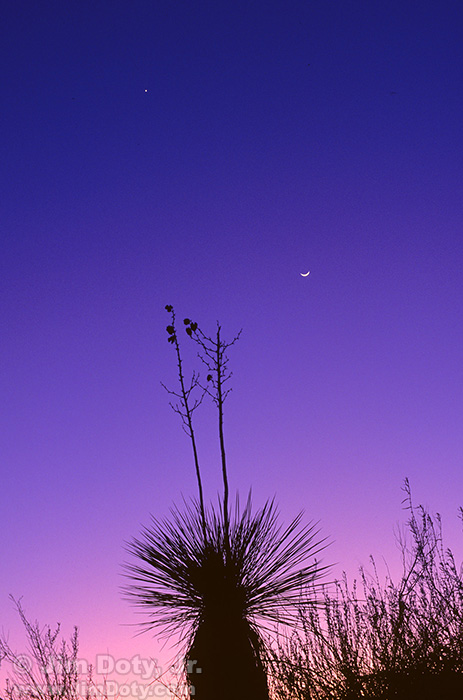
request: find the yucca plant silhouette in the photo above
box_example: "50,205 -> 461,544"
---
124,308 -> 329,700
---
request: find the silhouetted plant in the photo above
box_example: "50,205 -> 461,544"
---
185,315 -> 240,548
0,598 -> 106,700
271,480 -> 463,700
125,307 -> 330,700
162,307 -> 207,537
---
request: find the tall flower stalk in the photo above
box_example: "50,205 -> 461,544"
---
125,307 -> 330,700
185,317 -> 240,548
162,306 -> 206,538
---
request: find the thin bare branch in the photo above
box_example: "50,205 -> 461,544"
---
162,306 -> 206,535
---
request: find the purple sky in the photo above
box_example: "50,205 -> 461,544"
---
2,1 -> 462,696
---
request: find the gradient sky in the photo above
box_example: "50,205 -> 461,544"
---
2,1 -> 462,696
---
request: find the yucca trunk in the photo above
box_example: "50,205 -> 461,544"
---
125,500 -> 328,700
187,614 -> 269,700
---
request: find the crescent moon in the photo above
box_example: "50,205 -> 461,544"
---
300,271 -> 310,277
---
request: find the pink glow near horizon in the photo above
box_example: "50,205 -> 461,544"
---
2,3 -> 462,699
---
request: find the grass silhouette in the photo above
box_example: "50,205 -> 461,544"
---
5,307 -> 462,700
4,478 -> 463,700
271,480 -> 463,700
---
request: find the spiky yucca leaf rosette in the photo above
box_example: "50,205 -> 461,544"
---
125,496 -> 329,700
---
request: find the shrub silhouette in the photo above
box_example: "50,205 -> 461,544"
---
0,598 -> 106,700
271,480 -> 463,700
